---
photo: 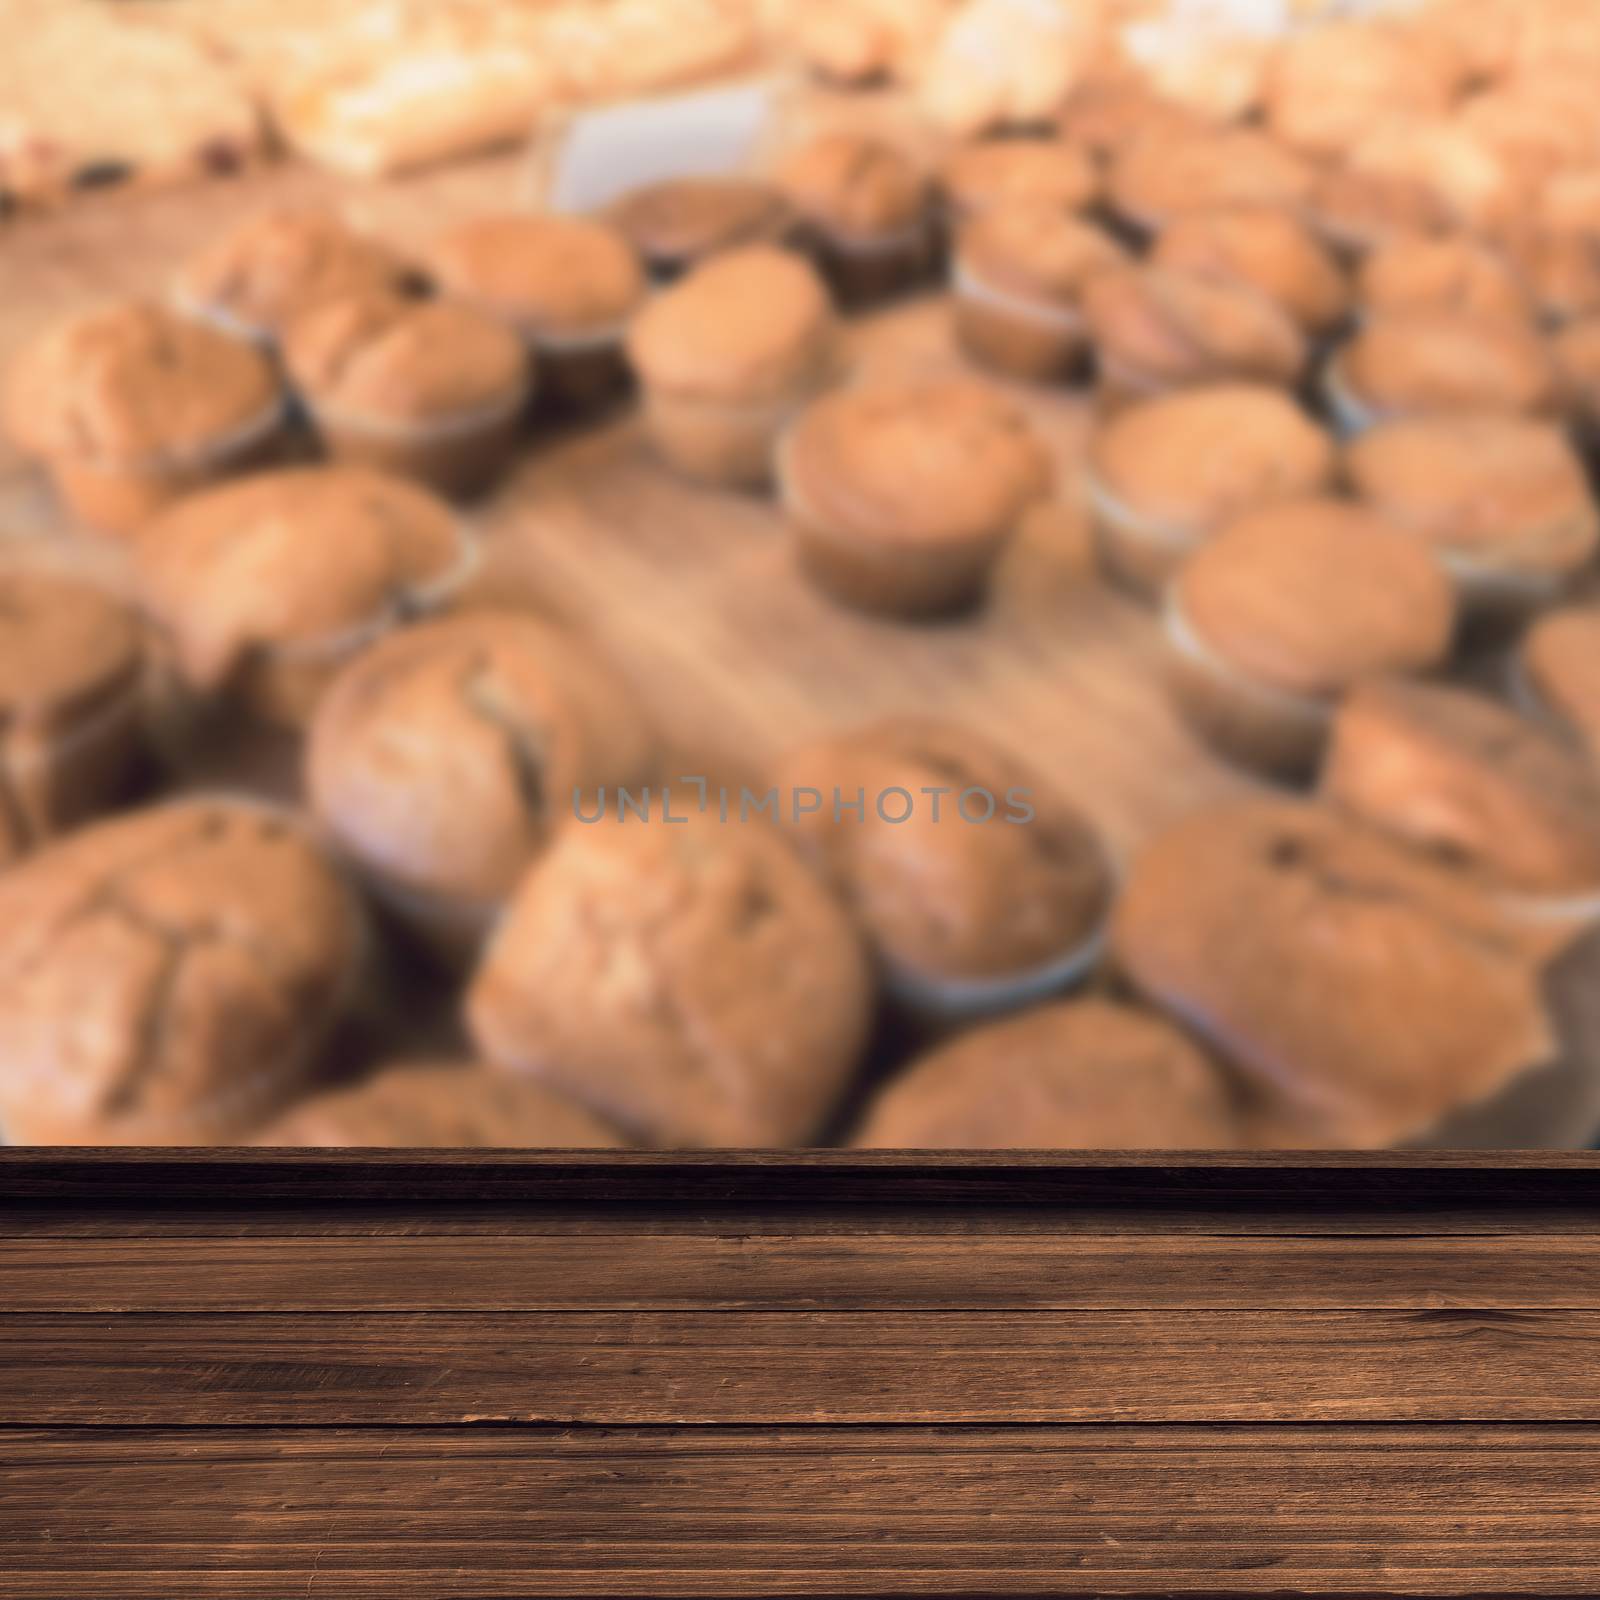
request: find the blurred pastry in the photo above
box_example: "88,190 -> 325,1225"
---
606,177 -> 795,281
853,998 -> 1237,1147
1501,227 -> 1600,326
939,135 -> 1099,225
626,244 -> 837,488
770,717 -> 1112,1022
1108,127 -> 1313,237
1085,383 -> 1336,600
283,289 -> 530,497
1164,498 -> 1456,779
1345,115 -> 1514,236
1307,164 -> 1454,259
1554,314 -> 1600,453
0,796 -> 365,1144
466,813 -> 873,1147
1518,607 -> 1600,759
1357,232 -> 1533,326
779,375 -> 1049,616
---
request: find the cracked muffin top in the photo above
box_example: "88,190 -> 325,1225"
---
607,177 -> 793,272
255,1059 -> 631,1147
956,204 -> 1126,306
1082,266 -> 1307,392
777,133 -> 929,237
1357,232 -> 1533,326
625,245 -> 835,402
1109,127 -> 1313,227
853,999 -> 1237,1148
782,377 -> 1048,546
175,208 -> 420,343
1089,383 -> 1335,535
282,289 -> 530,424
308,609 -> 658,909
1308,165 -> 1454,254
1321,678 -> 1600,900
1113,799 -> 1558,1147
466,812 -> 873,1147
3,300 -> 280,463
0,797 -> 364,1144
940,136 -> 1099,222
0,569 -> 142,734
768,717 -> 1111,984
135,465 -> 465,697
428,213 -> 647,339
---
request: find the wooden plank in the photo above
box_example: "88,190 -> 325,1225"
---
5,1425 -> 1600,1596
3,1307 -> 1599,1424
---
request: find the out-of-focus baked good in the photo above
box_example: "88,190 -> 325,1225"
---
0,797 -> 365,1145
2,300 -> 284,537
308,609 -> 657,962
1056,78 -> 1203,162
1554,314 -> 1600,448
1108,127 -> 1313,235
626,244 -> 837,488
1345,115 -> 1514,235
939,135 -> 1099,224
1345,414 -> 1598,625
1321,678 -> 1600,920
1085,383 -> 1336,600
606,177 -> 795,281
779,376 -> 1049,617
1501,226 -> 1600,326
135,466 -> 472,728
284,289 -> 530,497
255,1059 -> 631,1147
952,203 -> 1125,380
1307,164 -> 1455,259
1164,499 -> 1456,778
1519,607 -> 1600,759
784,0 -> 956,86
853,998 -> 1237,1147
770,717 -> 1112,1021
466,813 -> 874,1147
1356,231 -> 1533,326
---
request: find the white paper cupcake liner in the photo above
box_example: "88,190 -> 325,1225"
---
69,389 -> 289,480
1319,351 -> 1385,437
818,215 -> 936,260
952,258 -> 1090,334
0,666 -> 148,775
1082,463 -> 1204,558
530,319 -> 629,356
308,379 -> 531,442
884,917 -> 1110,1021
169,284 -> 275,349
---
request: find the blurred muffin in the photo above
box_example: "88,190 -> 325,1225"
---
606,176 -> 795,280
1322,678 -> 1600,922
779,376 -> 1049,617
952,203 -> 1125,380
283,289 -> 530,497
1164,499 -> 1456,779
2,300 -> 284,537
1308,164 -> 1454,259
1357,232 -> 1533,325
1345,415 -> 1598,626
308,609 -> 657,963
1325,310 -> 1560,433
1056,80 -> 1204,161
1108,127 -> 1313,236
466,813 -> 873,1147
174,208 -> 420,346
1502,227 -> 1600,326
778,133 -> 935,306
1113,799 -> 1579,1148
769,717 -> 1112,1022
0,570 -> 146,852
428,213 -> 646,412
786,0 -> 953,86
0,797 -> 365,1145
1083,264 -> 1308,410
853,999 -> 1237,1148
1519,607 -> 1600,758
939,135 -> 1099,225
1345,115 -> 1514,236
1085,383 -> 1336,600
1152,208 -> 1351,337
626,244 -> 837,488
1554,314 -> 1600,450
255,1060 -> 630,1147
135,466 -> 472,728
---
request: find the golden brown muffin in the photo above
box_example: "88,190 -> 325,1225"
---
1554,314 -> 1600,446
1113,799 -> 1565,1148
1307,164 -> 1455,259
1357,232 -> 1533,325
1082,265 -> 1308,407
1056,80 -> 1204,160
1085,383 -> 1336,601
0,569 -> 146,850
174,208 -> 420,345
625,244 -> 837,488
939,135 -> 1099,223
777,133 -> 934,305
1322,678 -> 1600,916
1108,127 -> 1313,234
606,176 -> 795,280
1327,310 -> 1560,432
308,609 -> 657,961
1345,414 -> 1598,624
769,718 -> 1112,1019
1501,225 -> 1600,324
1165,498 -> 1456,778
2,300 -> 284,537
780,376 -> 1049,617
0,797 -> 365,1145
283,289 -> 530,497
1520,608 -> 1600,758
428,213 -> 646,412
255,1060 -> 631,1147
952,203 -> 1125,380
1345,115 -> 1516,237
466,813 -> 874,1147
135,465 -> 470,728
1152,207 -> 1351,337
853,999 -> 1238,1148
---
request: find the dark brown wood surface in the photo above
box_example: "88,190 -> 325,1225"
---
4,1152 -> 1600,1596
